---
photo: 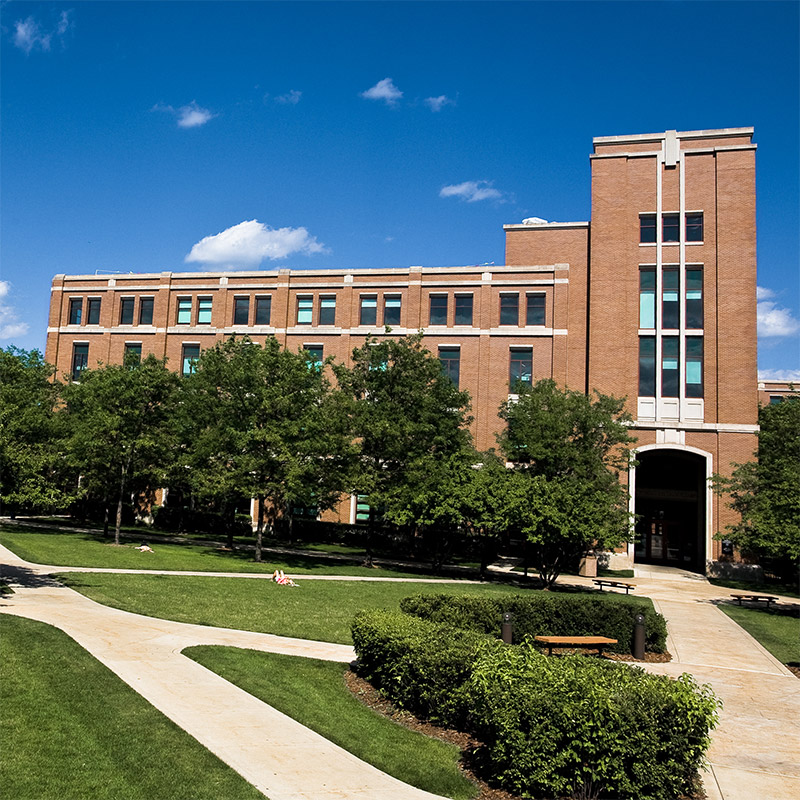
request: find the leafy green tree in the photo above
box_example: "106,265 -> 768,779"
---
714,397 -> 800,572
496,379 -> 636,587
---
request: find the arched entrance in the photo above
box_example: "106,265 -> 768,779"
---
633,448 -> 708,572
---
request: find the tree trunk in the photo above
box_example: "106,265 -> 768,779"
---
255,495 -> 264,562
287,514 -> 294,546
363,520 -> 374,568
103,492 -> 110,537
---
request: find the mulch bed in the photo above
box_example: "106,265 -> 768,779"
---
787,664 -> 800,680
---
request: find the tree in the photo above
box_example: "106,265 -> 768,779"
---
496,379 -> 636,588
62,353 -> 179,544
714,398 -> 800,573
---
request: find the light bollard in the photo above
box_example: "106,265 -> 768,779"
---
634,613 -> 646,660
501,611 -> 513,644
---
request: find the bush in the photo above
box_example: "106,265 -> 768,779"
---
400,593 -> 668,655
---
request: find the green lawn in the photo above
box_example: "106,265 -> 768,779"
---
718,603 -> 800,665
187,647 -> 476,799
0,615 -> 266,800
709,576 -> 800,599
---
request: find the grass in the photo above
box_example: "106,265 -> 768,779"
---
0,615 -> 266,800
718,602 -> 800,665
709,576 -> 800,599
186,647 -> 476,799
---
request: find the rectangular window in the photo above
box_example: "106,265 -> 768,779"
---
685,267 -> 703,329
640,214 -> 657,244
639,268 -> 656,328
119,298 -> 135,325
454,294 -> 473,325
182,344 -> 200,377
500,294 -> 519,326
255,296 -> 271,325
662,336 -> 680,397
297,296 -> 313,325
526,293 -> 546,326
319,296 -> 336,326
197,297 -> 212,325
638,337 -> 656,397
662,268 -> 680,329
304,344 -> 324,365
233,297 -> 250,325
68,298 -> 83,325
383,295 -> 401,326
662,214 -> 680,243
438,346 -> 460,386
686,336 -> 704,398
87,298 -> 101,325
686,212 -> 704,242
360,295 -> 377,326
71,344 -> 88,381
124,343 -> 142,362
139,297 -> 154,326
355,495 -> 371,523
429,294 -> 447,325
769,396 -> 783,405
509,347 -> 532,389
177,298 -> 192,325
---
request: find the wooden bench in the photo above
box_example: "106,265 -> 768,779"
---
534,635 -> 618,657
730,593 -> 778,609
593,579 -> 636,595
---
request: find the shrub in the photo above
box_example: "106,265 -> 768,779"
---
400,593 -> 668,654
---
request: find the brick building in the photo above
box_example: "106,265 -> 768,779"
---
45,127 -> 759,574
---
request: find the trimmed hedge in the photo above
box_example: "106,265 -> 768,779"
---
399,592 -> 668,654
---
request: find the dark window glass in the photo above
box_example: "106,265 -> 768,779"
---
429,295 -> 447,325
68,298 -> 83,325
769,396 -> 783,405
438,346 -> 460,386
454,295 -> 473,325
526,293 -> 546,326
182,345 -> 200,377
255,296 -> 271,325
197,298 -> 212,325
662,268 -> 680,329
685,267 -> 703,329
662,214 -> 680,243
124,343 -> 142,362
686,336 -> 704,398
139,298 -> 153,326
640,214 -> 657,243
686,213 -> 704,242
383,295 -> 401,326
509,348 -> 532,388
355,495 -> 371,523
638,337 -> 656,397
662,336 -> 680,397
177,298 -> 192,325
71,344 -> 88,381
319,296 -> 336,326
639,269 -> 656,328
360,295 -> 377,326
233,297 -> 250,325
87,298 -> 101,325
297,296 -> 313,324
119,298 -> 134,325
304,344 -> 324,366
500,294 -> 519,325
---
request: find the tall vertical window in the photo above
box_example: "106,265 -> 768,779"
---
355,495 -> 371,523
509,347 -> 532,388
319,296 -> 336,325
526,293 -> 546,326
661,336 -> 680,397
500,293 -> 519,325
639,268 -> 656,328
662,214 -> 680,243
182,344 -> 200,377
124,343 -> 142,362
197,298 -> 212,325
71,344 -> 89,381
686,337 -> 704,398
177,298 -> 192,325
360,295 -> 377,325
68,298 -> 83,325
454,294 -> 473,325
640,214 -> 657,243
303,344 -> 324,367
233,297 -> 250,325
297,296 -> 313,324
438,346 -> 460,386
255,296 -> 271,325
383,295 -> 401,326
429,295 -> 447,325
685,267 -> 703,329
119,298 -> 135,325
139,298 -> 154,325
685,212 -> 704,242
662,268 -> 679,329
638,337 -> 656,397
86,298 -> 101,325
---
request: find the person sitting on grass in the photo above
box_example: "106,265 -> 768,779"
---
272,569 -> 299,587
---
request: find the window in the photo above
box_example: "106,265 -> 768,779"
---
662,214 -> 680,243
360,295 -> 377,326
71,344 -> 88,381
197,297 -> 212,325
686,337 -> 703,398
638,337 -> 656,397
177,298 -> 192,325
662,268 -> 679,329
454,294 -> 473,326
383,295 -> 401,326
662,336 -> 680,397
139,297 -> 154,326
182,344 -> 200,377
319,296 -> 336,326
297,296 -> 313,324
686,212 -> 704,242
355,495 -> 371,523
68,298 -> 83,325
233,297 -> 250,325
639,268 -> 656,328
438,346 -> 460,386
526,293 -> 546,326
124,343 -> 142,362
429,294 -> 447,325
685,267 -> 703,329
255,296 -> 271,325
304,344 -> 324,366
87,298 -> 101,325
640,214 -> 657,244
119,298 -> 135,325
500,294 -> 519,326
769,396 -> 783,405
509,348 -> 532,388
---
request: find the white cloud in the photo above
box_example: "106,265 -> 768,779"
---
424,95 -> 455,112
185,220 -> 328,268
275,89 -> 302,105
0,281 -> 30,340
439,180 -> 505,203
152,101 -> 216,128
13,10 -> 73,54
758,369 -> 800,382
360,78 -> 403,106
757,286 -> 800,338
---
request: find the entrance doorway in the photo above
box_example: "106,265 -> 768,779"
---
634,449 -> 707,572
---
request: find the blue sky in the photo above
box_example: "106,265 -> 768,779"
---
1,0 -> 798,377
